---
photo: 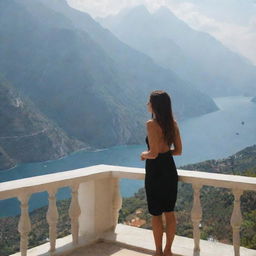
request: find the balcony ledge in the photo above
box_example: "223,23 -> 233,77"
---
3,165 -> 256,256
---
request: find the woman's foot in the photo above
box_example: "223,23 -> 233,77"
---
163,250 -> 173,256
153,250 -> 163,256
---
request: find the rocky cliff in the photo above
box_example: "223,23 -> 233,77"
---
0,79 -> 86,170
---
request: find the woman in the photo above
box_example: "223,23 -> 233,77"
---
140,90 -> 182,256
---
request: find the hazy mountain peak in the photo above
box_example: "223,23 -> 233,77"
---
98,5 -> 151,29
153,5 -> 187,27
124,5 -> 151,18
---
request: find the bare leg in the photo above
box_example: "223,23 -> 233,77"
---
152,214 -> 164,256
163,211 -> 176,256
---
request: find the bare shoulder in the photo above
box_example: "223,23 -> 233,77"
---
146,119 -> 158,130
146,119 -> 155,125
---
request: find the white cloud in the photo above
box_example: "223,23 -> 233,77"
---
67,0 -> 256,65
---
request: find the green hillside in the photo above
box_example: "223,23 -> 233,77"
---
180,144 -> 256,176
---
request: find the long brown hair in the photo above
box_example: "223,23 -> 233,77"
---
149,90 -> 176,146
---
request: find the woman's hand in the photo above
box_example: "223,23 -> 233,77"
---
140,152 -> 146,160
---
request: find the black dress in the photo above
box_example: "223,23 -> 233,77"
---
145,136 -> 178,216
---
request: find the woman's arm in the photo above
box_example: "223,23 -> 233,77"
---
171,121 -> 182,155
141,120 -> 159,160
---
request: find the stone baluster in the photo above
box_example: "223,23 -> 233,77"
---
69,183 -> 81,245
18,193 -> 32,256
191,183 -> 202,256
46,188 -> 59,253
230,189 -> 243,256
112,178 -> 122,229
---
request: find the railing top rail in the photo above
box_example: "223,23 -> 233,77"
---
0,164 -> 255,200
109,165 -> 256,191
0,164 -> 111,200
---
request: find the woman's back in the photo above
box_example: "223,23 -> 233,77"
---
147,119 -> 176,153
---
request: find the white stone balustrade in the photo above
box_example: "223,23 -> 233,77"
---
230,189 -> 243,256
69,184 -> 81,245
0,164 -> 256,256
18,193 -> 32,256
191,184 -> 202,256
46,188 -> 59,254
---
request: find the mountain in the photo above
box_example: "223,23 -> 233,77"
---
0,78 -> 85,170
0,0 -> 218,149
98,5 -> 256,97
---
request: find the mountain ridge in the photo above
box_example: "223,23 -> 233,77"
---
0,0 -> 218,152
99,5 -> 256,96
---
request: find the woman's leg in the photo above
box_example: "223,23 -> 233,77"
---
163,211 -> 176,256
152,214 -> 164,255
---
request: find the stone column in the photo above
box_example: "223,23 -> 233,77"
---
191,183 -> 202,256
78,177 -> 122,241
69,183 -> 81,245
230,188 -> 243,256
18,193 -> 31,256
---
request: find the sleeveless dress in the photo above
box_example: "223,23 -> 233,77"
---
145,136 -> 178,216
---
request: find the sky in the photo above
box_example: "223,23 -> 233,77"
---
67,0 -> 256,65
